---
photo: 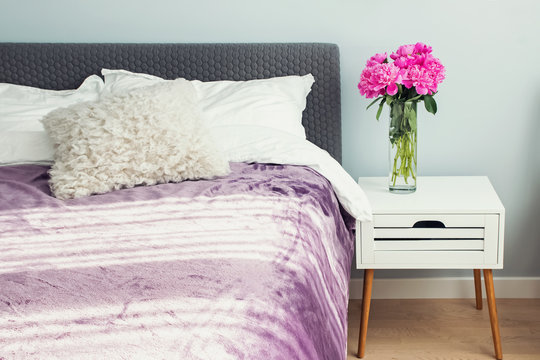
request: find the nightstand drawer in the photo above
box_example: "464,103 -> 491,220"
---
373,214 -> 486,228
374,240 -> 484,251
357,213 -> 501,268
374,228 -> 485,239
373,250 -> 485,265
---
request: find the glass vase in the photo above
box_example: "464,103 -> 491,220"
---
388,101 -> 417,193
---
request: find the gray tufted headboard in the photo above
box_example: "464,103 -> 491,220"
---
0,43 -> 342,162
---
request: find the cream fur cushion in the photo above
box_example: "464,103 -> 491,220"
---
41,79 -> 230,200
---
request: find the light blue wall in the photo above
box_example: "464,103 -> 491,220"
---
1,0 -> 539,279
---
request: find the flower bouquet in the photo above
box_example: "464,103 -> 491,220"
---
358,42 -> 445,192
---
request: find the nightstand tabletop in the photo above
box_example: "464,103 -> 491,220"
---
358,176 -> 504,214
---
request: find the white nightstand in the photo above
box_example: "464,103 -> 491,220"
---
355,176 -> 505,359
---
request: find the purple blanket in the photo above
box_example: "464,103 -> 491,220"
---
0,162 -> 354,360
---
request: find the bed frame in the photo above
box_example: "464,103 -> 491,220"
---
0,43 -> 342,162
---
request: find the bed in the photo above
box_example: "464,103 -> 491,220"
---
0,43 -> 371,359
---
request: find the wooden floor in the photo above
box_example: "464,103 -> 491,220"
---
347,299 -> 540,360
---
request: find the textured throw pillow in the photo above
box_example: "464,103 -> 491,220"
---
41,79 -> 230,200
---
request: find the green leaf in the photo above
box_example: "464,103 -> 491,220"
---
375,99 -> 385,121
392,102 -> 403,119
408,107 -> 417,131
424,95 -> 437,115
366,96 -> 382,110
385,96 -> 394,106
402,104 -> 411,132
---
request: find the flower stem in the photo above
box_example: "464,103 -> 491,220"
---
391,132 -> 416,186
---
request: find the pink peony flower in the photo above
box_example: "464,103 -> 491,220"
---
390,42 -> 432,69
425,57 -> 446,90
401,65 -> 431,95
358,65 -> 384,98
358,62 -> 403,98
366,52 -> 388,66
401,58 -> 446,95
413,42 -> 432,55
391,44 -> 416,58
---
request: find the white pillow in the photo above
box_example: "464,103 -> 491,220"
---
101,69 -> 314,139
0,75 -> 104,165
41,79 -> 230,200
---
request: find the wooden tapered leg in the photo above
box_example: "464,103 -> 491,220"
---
474,269 -> 483,310
484,269 -> 503,360
357,269 -> 374,358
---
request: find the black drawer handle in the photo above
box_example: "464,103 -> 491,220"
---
413,220 -> 446,228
